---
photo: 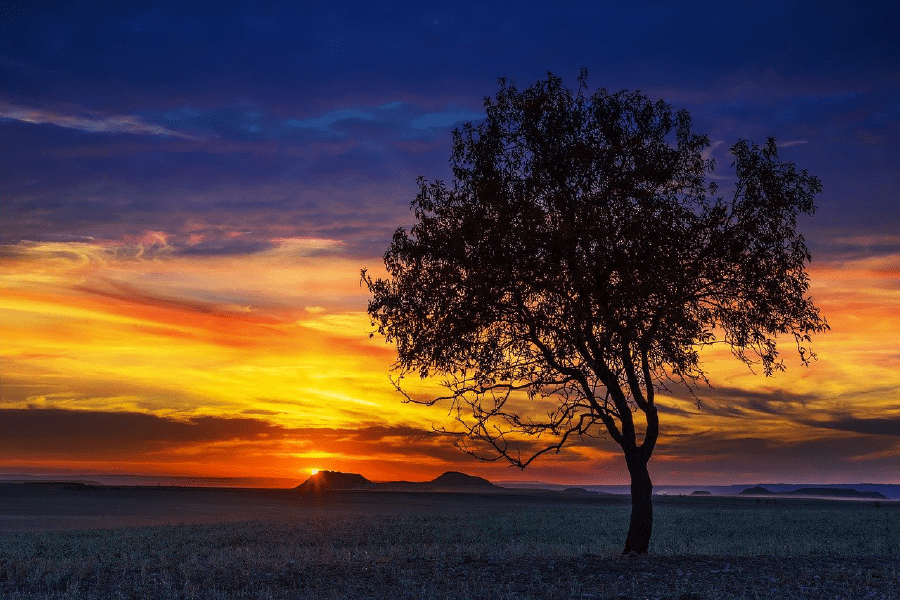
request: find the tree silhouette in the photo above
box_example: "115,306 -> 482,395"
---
363,71 -> 827,554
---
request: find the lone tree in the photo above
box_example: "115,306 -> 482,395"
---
363,71 -> 827,554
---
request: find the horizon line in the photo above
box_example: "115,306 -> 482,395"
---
2,472 -> 897,488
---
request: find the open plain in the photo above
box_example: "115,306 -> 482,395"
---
0,483 -> 898,599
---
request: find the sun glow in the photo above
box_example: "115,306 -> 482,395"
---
1,237 -> 898,484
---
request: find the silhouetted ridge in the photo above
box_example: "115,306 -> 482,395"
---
736,485 -> 886,499
430,471 -> 496,488
782,487 -> 887,499
295,471 -> 371,492
295,470 -> 500,493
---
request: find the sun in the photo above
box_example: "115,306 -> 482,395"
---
310,469 -> 319,476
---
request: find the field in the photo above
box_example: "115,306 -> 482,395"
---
0,485 -> 898,599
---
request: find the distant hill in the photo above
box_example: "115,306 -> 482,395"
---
691,490 -> 712,495
780,487 -> 888,499
295,471 -> 371,492
738,484 -> 887,499
296,470 -> 499,493
430,471 -> 496,489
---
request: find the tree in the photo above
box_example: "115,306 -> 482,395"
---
362,71 -> 827,554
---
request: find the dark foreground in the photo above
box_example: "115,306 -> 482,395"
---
0,484 -> 897,599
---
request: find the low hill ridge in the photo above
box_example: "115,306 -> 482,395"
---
295,471 -> 371,492
782,487 -> 887,499
740,485 -> 775,495
739,484 -> 887,499
430,471 -> 496,488
296,470 -> 498,493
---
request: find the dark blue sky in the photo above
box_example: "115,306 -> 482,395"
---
3,0 -> 898,259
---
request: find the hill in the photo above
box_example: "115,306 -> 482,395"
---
429,471 -> 496,489
737,484 -> 888,499
296,470 -> 500,493
295,471 -> 371,492
781,487 -> 888,499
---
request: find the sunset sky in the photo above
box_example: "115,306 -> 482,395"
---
1,1 -> 898,487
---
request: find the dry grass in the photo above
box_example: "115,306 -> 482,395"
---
1,500 -> 898,599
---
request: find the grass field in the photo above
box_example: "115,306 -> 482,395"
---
0,487 -> 897,599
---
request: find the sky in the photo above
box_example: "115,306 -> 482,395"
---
1,0 -> 898,487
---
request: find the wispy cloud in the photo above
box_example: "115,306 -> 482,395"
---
286,107 -> 379,130
798,415 -> 900,437
0,101 -> 198,139
284,102 -> 483,135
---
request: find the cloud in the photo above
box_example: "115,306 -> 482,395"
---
283,101 -> 483,138
819,236 -> 900,262
72,278 -> 264,321
0,409 -> 283,456
650,429 -> 900,484
173,238 -> 278,256
797,415 -> 900,437
0,408 -> 481,471
1,234 -> 345,269
0,102 -> 197,139
286,107 -> 378,130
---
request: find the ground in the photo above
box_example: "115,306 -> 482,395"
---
0,484 -> 897,599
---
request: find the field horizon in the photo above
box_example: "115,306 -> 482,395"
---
2,470 -> 899,499
2,475 -> 898,535
1,482 -> 897,598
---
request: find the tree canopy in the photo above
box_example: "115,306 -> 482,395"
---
363,71 -> 827,554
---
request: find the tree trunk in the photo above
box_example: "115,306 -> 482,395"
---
622,449 -> 653,554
